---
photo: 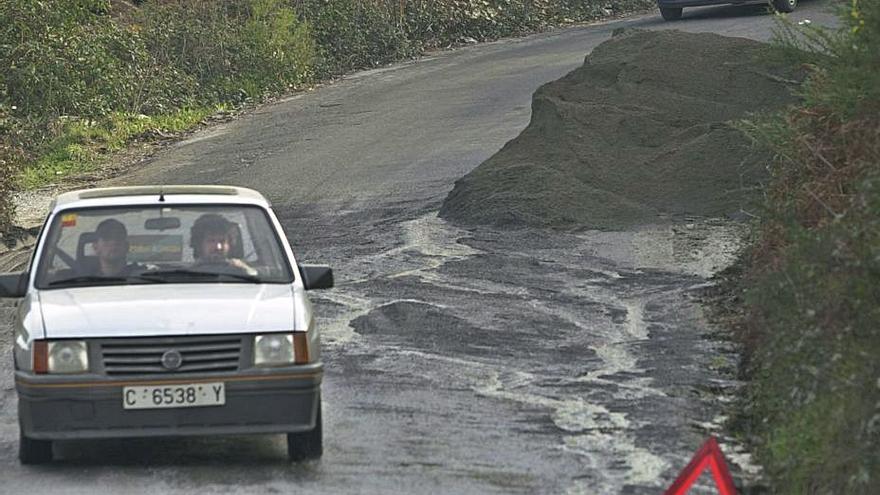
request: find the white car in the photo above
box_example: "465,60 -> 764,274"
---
0,185 -> 333,464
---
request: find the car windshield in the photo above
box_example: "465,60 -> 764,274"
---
34,204 -> 294,289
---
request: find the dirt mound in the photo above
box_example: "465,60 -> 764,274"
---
440,29 -> 804,230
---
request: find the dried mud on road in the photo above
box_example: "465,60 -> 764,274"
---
440,29 -> 804,230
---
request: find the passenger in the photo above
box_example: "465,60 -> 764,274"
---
190,214 -> 257,276
92,219 -> 140,277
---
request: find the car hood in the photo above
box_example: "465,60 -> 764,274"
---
37,284 -> 295,339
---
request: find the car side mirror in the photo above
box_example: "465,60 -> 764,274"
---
0,272 -> 28,298
298,265 -> 333,290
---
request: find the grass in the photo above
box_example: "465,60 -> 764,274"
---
17,106 -> 222,188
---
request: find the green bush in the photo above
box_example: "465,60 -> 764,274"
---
771,0 -> 880,119
735,1 -> 880,491
298,0 -> 654,74
0,104 -> 24,233
0,0 -> 314,126
0,0 -> 316,221
138,0 -> 314,103
0,0 -> 160,120
299,0 -> 414,73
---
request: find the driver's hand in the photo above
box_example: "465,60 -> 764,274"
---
229,258 -> 258,276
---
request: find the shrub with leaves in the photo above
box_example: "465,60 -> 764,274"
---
0,0 -> 158,120
0,104 -> 24,233
298,0 -> 414,73
736,1 -> 880,492
138,0 -> 314,103
299,0 -> 654,74
0,0 -> 316,219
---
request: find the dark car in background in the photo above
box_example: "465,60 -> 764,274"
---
657,0 -> 797,21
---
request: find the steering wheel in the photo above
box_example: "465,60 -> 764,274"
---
48,246 -> 90,277
193,260 -> 249,275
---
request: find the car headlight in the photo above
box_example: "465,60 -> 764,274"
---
254,333 -> 295,366
253,333 -> 311,366
33,341 -> 89,374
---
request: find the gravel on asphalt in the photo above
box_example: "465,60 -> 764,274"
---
440,28 -> 805,230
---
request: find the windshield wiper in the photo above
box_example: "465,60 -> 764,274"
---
48,275 -> 129,287
47,274 -> 171,287
139,269 -> 261,284
213,272 -> 262,283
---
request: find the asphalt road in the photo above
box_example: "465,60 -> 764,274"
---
1,2 -> 837,494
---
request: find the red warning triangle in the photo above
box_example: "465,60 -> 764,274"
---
663,437 -> 738,495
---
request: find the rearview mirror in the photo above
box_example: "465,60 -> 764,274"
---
299,265 -> 334,290
145,217 -> 181,231
0,272 -> 28,298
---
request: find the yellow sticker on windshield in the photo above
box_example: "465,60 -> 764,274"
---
61,213 -> 77,227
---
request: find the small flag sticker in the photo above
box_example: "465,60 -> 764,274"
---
61,213 -> 77,227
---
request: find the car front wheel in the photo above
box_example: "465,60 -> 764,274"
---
20,432 -> 53,464
771,0 -> 797,12
660,6 -> 683,21
287,401 -> 323,461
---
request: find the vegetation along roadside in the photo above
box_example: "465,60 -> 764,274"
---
722,0 -> 880,491
0,0 -> 654,233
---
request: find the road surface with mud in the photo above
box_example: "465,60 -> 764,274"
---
1,3 -> 836,493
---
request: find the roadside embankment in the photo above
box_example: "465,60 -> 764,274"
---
439,29 -> 805,230
722,4 -> 880,491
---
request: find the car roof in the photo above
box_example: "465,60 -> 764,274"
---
51,185 -> 271,212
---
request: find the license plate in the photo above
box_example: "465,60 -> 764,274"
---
123,382 -> 225,410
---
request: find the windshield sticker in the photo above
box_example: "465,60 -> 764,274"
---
61,213 -> 77,227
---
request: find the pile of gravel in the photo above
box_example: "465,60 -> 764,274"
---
440,29 -> 803,230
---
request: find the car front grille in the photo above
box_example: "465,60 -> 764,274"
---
98,335 -> 244,375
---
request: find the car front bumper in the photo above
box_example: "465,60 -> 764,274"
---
15,364 -> 322,440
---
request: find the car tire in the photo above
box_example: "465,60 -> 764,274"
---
19,432 -> 53,464
659,6 -> 683,21
287,401 -> 323,461
771,0 -> 797,13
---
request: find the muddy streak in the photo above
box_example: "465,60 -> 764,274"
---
579,220 -> 748,277
328,210 -> 760,491
308,210 -> 674,489
313,213 -> 483,347
371,345 -> 668,490
474,372 -> 669,491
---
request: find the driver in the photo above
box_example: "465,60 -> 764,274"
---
92,219 -> 140,277
190,214 -> 257,276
